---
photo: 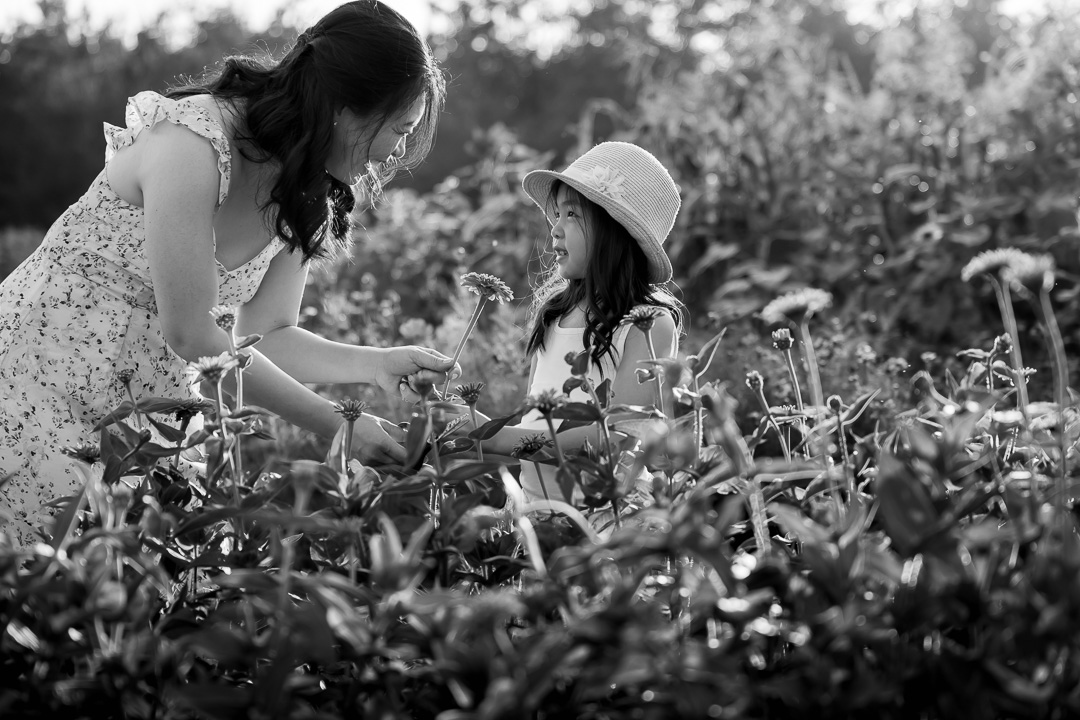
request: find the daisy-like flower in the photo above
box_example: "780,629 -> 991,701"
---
333,399 -> 369,422
210,305 -> 237,332
760,288 -> 833,325
511,433 -> 553,459
526,388 -> 566,416
960,248 -> 1029,283
622,306 -> 664,332
460,272 -> 515,304
174,398 -> 213,424
992,334 -> 1012,356
61,441 -> 101,464
771,328 -> 793,350
745,370 -> 764,391
455,382 -> 486,406
116,368 -> 135,386
187,352 -> 239,384
1003,253 -> 1055,296
442,272 -> 514,397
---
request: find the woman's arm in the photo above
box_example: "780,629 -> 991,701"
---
137,122 -> 406,462
235,251 -> 454,396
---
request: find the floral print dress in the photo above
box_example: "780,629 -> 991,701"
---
0,91 -> 284,546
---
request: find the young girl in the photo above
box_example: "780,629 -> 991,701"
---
478,142 -> 684,499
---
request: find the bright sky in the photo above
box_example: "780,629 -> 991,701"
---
0,0 -> 1060,46
0,0 -> 438,42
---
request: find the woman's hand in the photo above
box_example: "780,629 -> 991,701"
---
373,346 -> 460,401
348,412 -> 408,465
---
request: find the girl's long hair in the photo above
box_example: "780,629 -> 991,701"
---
525,181 -> 685,373
167,0 -> 445,263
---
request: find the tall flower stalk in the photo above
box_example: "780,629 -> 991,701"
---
512,433 -> 555,502
333,399 -> 368,478
746,371 -> 790,462
456,382 -> 486,461
211,306 -> 246,482
961,249 -> 1031,412
771,329 -> 804,414
1005,254 -> 1070,525
188,352 -> 244,536
442,272 -> 513,397
116,369 -> 141,429
622,307 -> 667,416
829,394 -> 853,515
761,289 -> 831,458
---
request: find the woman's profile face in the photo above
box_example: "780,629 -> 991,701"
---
327,96 -> 426,186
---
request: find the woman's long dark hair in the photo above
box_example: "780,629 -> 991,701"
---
168,0 -> 445,262
525,181 -> 684,374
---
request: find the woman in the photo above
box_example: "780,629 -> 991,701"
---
0,0 -> 452,545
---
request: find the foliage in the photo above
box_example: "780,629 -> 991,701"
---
4,247 -> 1080,719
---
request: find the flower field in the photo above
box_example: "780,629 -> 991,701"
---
2,245 -> 1079,719
4,1 -> 1080,717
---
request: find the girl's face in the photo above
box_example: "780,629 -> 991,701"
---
326,96 -> 426,186
550,184 -> 590,280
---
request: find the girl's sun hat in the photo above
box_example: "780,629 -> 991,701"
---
521,141 -> 680,284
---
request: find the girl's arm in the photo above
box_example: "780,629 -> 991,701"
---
138,122 -> 409,463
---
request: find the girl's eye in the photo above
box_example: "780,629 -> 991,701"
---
566,210 -> 575,218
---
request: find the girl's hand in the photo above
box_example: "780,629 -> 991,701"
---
374,346 -> 460,400
349,412 -> 408,465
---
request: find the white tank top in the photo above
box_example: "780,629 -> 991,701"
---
519,305 -> 676,429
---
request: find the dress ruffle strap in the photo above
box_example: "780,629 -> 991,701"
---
103,90 -> 232,208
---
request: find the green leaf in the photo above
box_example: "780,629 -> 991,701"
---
875,454 -> 939,555
468,412 -> 520,440
551,402 -> 602,422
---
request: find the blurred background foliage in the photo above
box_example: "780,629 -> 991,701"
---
2,0 -> 1079,454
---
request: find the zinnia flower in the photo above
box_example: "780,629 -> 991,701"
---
61,441 -> 100,464
460,272 -> 514,304
187,353 -> 239,384
622,306 -> 664,332
1003,253 -> 1055,296
960,248 -> 1029,283
442,272 -> 514,396
174,398 -> 214,424
760,288 -> 832,325
525,389 -> 566,416
511,433 -> 553,458
210,305 -> 238,332
455,382 -> 486,406
333,399 -> 369,422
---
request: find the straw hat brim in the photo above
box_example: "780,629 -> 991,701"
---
521,169 -> 673,284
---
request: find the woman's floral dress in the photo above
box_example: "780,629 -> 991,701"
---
0,91 -> 284,546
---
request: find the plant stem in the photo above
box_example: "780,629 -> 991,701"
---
469,407 -> 484,461
531,461 -> 551,502
343,418 -> 356,477
442,298 -> 487,397
748,478 -> 771,555
643,330 -> 666,417
782,349 -> 805,414
1038,289 -> 1070,527
796,318 -> 825,412
751,386 -> 791,462
991,277 -> 1030,412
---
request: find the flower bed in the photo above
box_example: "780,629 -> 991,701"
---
2,250 -> 1079,719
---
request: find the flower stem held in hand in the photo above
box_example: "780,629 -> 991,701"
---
442,273 -> 514,397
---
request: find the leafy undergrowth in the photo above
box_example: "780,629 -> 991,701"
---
2,251 -> 1080,720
